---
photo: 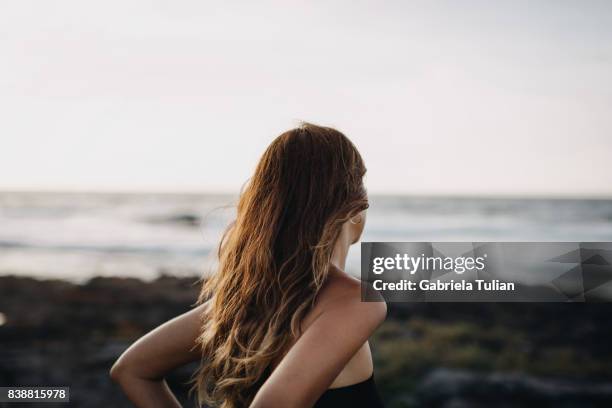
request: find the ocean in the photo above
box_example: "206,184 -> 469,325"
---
1,192 -> 611,282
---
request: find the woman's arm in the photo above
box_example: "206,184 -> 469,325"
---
110,302 -> 207,408
250,285 -> 387,408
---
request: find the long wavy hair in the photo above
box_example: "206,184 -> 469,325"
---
192,123 -> 369,407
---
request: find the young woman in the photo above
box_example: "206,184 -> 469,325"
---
110,123 -> 387,408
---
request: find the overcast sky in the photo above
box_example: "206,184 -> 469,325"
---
1,0 -> 611,196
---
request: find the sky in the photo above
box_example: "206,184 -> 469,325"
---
1,0 -> 611,196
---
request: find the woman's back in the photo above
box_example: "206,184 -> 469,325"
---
288,267 -> 377,389
302,269 -> 385,407
252,265 -> 386,407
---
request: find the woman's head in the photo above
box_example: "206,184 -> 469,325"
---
193,123 -> 368,407
242,122 -> 368,264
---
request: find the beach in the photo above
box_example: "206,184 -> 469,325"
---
2,275 -> 612,407
2,192 -> 612,407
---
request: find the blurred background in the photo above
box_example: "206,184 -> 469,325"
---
1,1 -> 612,407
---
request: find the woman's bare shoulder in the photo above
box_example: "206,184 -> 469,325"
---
312,267 -> 387,326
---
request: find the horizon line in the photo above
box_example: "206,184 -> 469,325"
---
1,188 -> 611,201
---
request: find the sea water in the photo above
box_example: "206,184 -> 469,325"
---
1,192 -> 611,282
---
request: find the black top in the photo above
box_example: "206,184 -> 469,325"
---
314,375 -> 384,407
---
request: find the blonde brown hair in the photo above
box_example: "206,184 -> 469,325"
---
193,123 -> 368,407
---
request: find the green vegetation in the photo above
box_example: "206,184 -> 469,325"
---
372,304 -> 612,407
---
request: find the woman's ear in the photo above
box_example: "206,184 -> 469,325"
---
348,210 -> 367,244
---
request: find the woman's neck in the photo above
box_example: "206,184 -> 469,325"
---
330,227 -> 352,271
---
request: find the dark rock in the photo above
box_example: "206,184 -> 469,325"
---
416,368 -> 612,407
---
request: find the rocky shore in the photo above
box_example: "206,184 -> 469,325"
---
0,275 -> 200,407
1,275 -> 612,408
